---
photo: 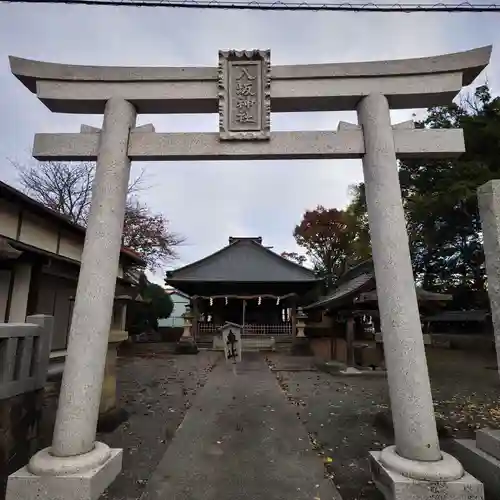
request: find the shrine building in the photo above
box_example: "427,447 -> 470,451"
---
166,237 -> 321,339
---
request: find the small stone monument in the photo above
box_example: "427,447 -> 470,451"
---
220,322 -> 242,363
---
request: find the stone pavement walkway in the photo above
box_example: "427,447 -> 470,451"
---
140,353 -> 340,500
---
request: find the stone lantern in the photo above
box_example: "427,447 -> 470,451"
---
100,296 -> 131,421
292,307 -> 310,355
176,304 -> 198,354
181,304 -> 193,338
296,307 -> 307,338
66,294 -> 131,430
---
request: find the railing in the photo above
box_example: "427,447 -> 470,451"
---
0,315 -> 53,400
197,322 -> 292,336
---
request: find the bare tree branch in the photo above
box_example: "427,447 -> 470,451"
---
11,159 -> 183,270
128,166 -> 148,197
11,159 -> 95,225
123,199 -> 186,270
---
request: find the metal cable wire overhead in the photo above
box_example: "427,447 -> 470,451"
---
2,0 -> 500,11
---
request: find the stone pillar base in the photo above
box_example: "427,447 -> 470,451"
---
6,448 -> 122,500
369,451 -> 484,500
175,338 -> 199,354
291,336 -> 311,356
450,429 -> 500,499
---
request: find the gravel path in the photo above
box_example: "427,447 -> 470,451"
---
41,346 -> 221,500
141,353 -> 340,500
266,348 -> 499,500
40,345 -> 498,500
99,347 -> 221,500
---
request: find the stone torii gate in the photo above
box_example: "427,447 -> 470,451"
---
6,46 -> 491,500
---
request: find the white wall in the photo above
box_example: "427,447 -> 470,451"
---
19,213 -> 58,253
158,292 -> 189,328
58,231 -> 83,261
0,199 -> 19,239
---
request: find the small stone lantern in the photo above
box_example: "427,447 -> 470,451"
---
181,304 -> 193,339
68,294 -> 131,429
176,304 -> 198,354
296,307 -> 307,338
100,296 -> 131,425
292,306 -> 310,355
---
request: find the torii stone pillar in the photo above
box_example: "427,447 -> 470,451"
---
357,92 -> 483,499
477,180 -> 500,377
448,181 -> 500,498
358,93 -> 442,461
7,97 -> 136,500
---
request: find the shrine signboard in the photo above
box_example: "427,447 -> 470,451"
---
220,322 -> 242,363
218,49 -> 271,141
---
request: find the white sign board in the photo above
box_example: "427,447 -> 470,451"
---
220,322 -> 242,363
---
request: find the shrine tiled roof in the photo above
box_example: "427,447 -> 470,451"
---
167,237 -> 319,284
358,287 -> 452,303
304,271 -> 374,310
304,258 -> 453,311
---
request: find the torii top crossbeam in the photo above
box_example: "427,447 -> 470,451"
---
10,46 -> 491,114
9,46 -> 492,163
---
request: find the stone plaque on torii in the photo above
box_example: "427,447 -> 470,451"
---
6,46 -> 492,500
218,49 -> 270,141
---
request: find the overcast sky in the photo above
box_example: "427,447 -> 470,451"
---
0,2 -> 498,284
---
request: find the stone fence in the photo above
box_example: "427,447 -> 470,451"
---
0,315 -> 53,400
0,315 -> 53,498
